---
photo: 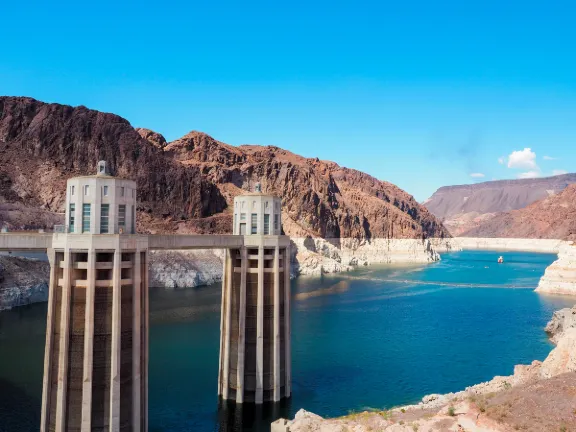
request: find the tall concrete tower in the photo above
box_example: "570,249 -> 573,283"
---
218,184 -> 292,404
41,161 -> 148,432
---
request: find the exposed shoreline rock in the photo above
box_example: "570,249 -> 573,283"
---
149,249 -> 225,288
272,307 -> 576,432
291,237 -> 442,275
536,243 -> 576,296
0,256 -> 50,311
544,305 -> 576,344
432,237 -> 569,253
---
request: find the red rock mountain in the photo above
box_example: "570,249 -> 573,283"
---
461,184 -> 576,240
0,96 -> 449,240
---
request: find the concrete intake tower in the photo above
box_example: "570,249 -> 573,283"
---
41,161 -> 148,431
0,163 -> 292,431
218,184 -> 292,404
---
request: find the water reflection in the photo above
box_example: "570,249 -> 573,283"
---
0,377 -> 40,431
217,398 -> 292,432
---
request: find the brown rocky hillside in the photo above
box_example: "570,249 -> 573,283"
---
462,184 -> 576,240
0,96 -> 449,240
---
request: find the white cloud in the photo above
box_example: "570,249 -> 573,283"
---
507,148 -> 538,170
470,173 -> 485,178
498,156 -> 505,164
517,170 -> 541,179
543,156 -> 557,160
552,169 -> 568,176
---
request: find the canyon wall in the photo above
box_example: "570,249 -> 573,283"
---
0,96 -> 448,243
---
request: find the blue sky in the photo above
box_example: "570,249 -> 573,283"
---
2,1 -> 575,201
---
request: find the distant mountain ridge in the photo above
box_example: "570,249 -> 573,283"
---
462,184 -> 576,240
424,174 -> 576,236
425,174 -> 576,219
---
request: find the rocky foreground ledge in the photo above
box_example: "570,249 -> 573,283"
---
272,306 -> 576,432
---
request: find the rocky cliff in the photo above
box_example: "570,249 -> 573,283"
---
424,175 -> 576,236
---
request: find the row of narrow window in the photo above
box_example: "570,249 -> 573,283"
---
70,185 -> 135,198
236,200 -> 280,210
69,203 -> 135,234
235,213 -> 279,234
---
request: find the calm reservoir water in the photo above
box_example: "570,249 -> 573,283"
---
0,250 -> 574,431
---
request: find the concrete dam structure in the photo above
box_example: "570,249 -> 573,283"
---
0,162 -> 291,432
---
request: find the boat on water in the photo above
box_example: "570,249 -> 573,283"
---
498,256 -> 504,263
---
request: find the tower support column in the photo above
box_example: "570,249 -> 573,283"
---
218,236 -> 291,404
41,234 -> 149,432
255,244 -> 265,404
81,246 -> 96,431
40,248 -> 57,432
236,246 -> 247,403
273,245 -> 281,402
284,245 -> 291,398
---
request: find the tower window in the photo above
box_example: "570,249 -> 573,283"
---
71,185 -> 75,196
103,185 -> 108,196
274,214 -> 279,231
121,187 -> 125,197
264,214 -> 270,234
251,213 -> 257,234
240,213 -> 246,221
118,205 -> 126,230
69,203 -> 75,233
100,204 -> 109,233
82,204 -> 91,233
84,185 -> 89,196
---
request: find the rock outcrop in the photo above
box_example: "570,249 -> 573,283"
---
274,307 -> 576,432
536,242 -> 576,295
424,175 -> 576,237
0,255 -> 50,310
544,305 -> 576,344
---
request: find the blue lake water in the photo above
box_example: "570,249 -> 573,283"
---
0,250 -> 574,431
